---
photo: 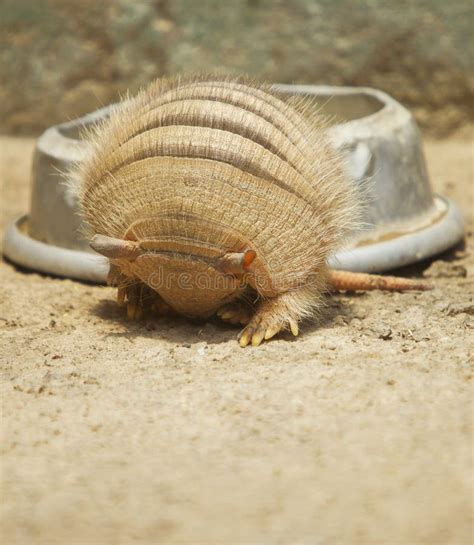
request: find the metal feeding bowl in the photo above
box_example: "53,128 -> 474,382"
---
3,84 -> 464,282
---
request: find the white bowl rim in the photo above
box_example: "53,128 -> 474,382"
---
3,194 -> 464,282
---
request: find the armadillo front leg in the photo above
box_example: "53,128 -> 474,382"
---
238,281 -> 325,347
121,283 -> 173,320
107,264 -> 171,320
216,299 -> 254,325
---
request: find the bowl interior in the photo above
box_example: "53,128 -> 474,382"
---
279,90 -> 385,125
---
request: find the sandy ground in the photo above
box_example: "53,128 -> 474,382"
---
0,135 -> 473,545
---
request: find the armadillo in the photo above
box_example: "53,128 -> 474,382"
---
72,75 -> 430,347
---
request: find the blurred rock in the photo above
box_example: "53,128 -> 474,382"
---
1,0 -> 472,135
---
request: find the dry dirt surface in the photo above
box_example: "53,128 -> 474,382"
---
1,134 -> 473,545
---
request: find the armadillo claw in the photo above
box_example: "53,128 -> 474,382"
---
126,302 -> 142,320
251,328 -> 266,347
238,317 -> 299,347
264,324 -> 281,340
238,323 -> 276,347
217,303 -> 252,325
117,287 -> 126,307
238,327 -> 255,347
289,319 -> 299,336
117,282 -> 172,320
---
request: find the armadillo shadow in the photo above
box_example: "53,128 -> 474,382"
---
89,296 -> 356,347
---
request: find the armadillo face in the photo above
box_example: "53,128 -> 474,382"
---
129,253 -> 242,318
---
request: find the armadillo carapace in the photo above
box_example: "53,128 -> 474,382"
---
75,75 -> 429,347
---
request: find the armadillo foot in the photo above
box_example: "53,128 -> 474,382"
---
107,265 -> 144,319
123,283 -> 147,321
238,313 -> 299,347
216,301 -> 253,325
236,281 -> 325,347
126,301 -> 142,320
112,280 -> 169,320
237,295 -> 301,347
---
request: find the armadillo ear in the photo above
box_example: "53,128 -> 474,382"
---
90,234 -> 142,260
214,249 -> 256,275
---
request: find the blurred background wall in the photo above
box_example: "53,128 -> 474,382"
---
1,0 -> 472,136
